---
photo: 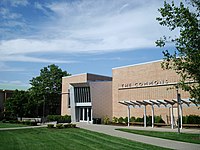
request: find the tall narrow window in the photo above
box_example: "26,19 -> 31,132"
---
68,89 -> 70,108
74,87 -> 91,103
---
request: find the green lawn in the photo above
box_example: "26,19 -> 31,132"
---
0,122 -> 28,128
0,128 -> 170,150
116,128 -> 200,144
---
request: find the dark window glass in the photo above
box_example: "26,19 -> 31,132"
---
74,87 -> 91,103
68,89 -> 70,108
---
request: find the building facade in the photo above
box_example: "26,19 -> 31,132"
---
61,60 -> 200,124
61,73 -> 112,123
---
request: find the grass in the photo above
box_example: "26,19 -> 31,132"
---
0,128 -> 171,150
0,122 -> 28,128
116,128 -> 200,144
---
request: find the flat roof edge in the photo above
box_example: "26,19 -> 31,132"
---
87,73 -> 112,78
112,59 -> 163,70
62,73 -> 112,79
62,73 -> 87,79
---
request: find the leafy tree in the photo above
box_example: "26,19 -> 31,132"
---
4,90 -> 35,120
156,0 -> 200,102
29,64 -> 70,117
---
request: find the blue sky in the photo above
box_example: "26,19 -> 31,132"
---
0,0 -> 177,90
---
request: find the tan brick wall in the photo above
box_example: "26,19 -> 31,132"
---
112,61 -> 199,121
90,82 -> 112,120
61,73 -> 112,116
61,74 -> 87,116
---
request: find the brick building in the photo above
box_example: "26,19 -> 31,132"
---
61,60 -> 200,124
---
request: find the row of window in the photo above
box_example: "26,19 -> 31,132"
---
67,87 -> 91,108
74,87 -> 91,103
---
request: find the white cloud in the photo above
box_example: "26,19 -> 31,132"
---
0,53 -> 77,64
0,0 -> 176,63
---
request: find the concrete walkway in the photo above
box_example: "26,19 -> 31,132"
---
77,123 -> 200,150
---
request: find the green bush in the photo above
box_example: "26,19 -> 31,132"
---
9,120 -> 14,123
56,124 -> 63,129
118,117 -> 124,124
47,115 -> 71,123
135,117 -> 143,122
146,116 -> 152,126
154,115 -> 165,124
30,122 -> 37,126
47,124 -> 54,128
182,116 -> 187,124
24,120 -> 31,125
63,124 -> 71,128
130,116 -> 136,122
71,124 -> 76,128
183,115 -> 200,124
112,117 -> 118,123
63,123 -> 76,128
124,117 -> 128,124
103,116 -> 110,125
2,119 -> 6,123
9,120 -> 18,124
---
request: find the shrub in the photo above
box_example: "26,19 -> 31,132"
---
135,117 -> 143,122
184,115 -> 200,124
71,124 -> 76,128
47,124 -> 54,128
9,120 -> 18,124
118,117 -> 124,124
56,124 -> 63,129
112,117 -> 118,124
63,123 -> 76,128
59,115 -> 71,123
47,115 -> 71,123
2,119 -> 6,123
24,120 -> 31,125
124,117 -> 128,124
103,116 -> 110,125
182,116 -> 187,124
154,115 -> 165,124
146,116 -> 152,126
30,122 -> 37,126
63,124 -> 71,128
130,116 -> 136,122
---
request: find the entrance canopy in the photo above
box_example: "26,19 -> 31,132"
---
119,99 -> 198,128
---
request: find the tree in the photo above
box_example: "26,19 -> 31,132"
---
156,0 -> 200,102
29,64 -> 70,117
4,90 -> 35,120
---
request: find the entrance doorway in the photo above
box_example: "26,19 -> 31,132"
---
79,107 -> 92,122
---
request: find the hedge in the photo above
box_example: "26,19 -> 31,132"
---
182,115 -> 200,124
111,115 -> 165,126
47,115 -> 71,123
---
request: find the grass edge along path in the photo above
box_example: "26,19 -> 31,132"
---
0,122 -> 28,128
0,127 -> 171,150
116,128 -> 200,144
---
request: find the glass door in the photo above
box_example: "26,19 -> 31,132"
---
79,107 -> 92,122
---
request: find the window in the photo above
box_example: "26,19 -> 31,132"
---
68,89 -> 70,108
74,87 -> 91,103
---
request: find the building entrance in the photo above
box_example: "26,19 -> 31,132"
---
79,107 -> 92,122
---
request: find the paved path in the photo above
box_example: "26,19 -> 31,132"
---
77,123 -> 200,150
